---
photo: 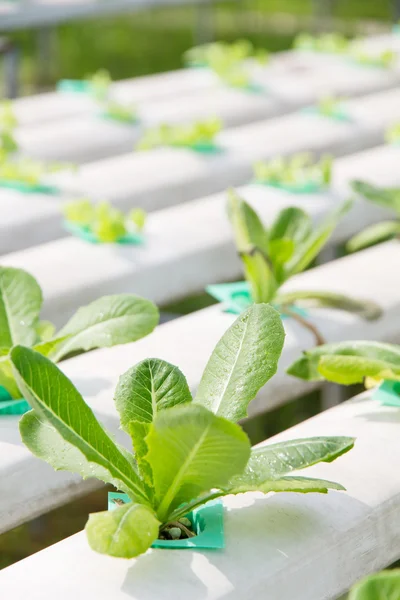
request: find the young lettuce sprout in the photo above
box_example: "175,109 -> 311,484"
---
12,304 -> 354,559
0,266 -> 158,400
184,40 -> 267,89
102,100 -> 137,124
317,96 -> 346,119
137,118 -> 222,151
0,102 -> 73,188
65,71 -> 134,123
0,100 -> 17,132
0,100 -> 18,161
293,32 -> 350,54
87,69 -> 112,102
386,122 -> 400,145
254,153 -> 332,191
63,198 -> 146,243
184,39 -> 268,68
349,47 -> 396,69
287,340 -> 400,388
222,191 -> 381,344
349,570 -> 400,599
347,181 -> 400,252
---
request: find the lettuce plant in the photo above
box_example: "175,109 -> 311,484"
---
0,100 -> 18,159
137,118 -> 221,151
184,39 -> 267,67
224,191 -> 381,343
87,69 -> 112,102
0,100 -> 18,160
293,33 -> 350,54
347,181 -> 400,252
349,47 -> 396,69
63,198 -> 146,243
386,122 -> 400,145
0,266 -> 159,399
349,570 -> 400,599
254,153 -> 332,191
102,99 -> 137,124
0,100 -> 17,132
316,96 -> 347,120
287,340 -> 400,388
13,303 -> 354,558
184,40 -> 267,89
0,102 -> 73,189
0,157 -> 73,190
87,72 -> 138,124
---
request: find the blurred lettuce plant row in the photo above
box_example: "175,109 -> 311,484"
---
2,0 -> 393,94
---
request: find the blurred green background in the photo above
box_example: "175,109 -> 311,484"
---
4,0 -> 395,94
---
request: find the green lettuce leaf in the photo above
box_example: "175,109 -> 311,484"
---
0,266 -> 42,348
352,180 -> 400,215
227,190 -> 277,302
20,410 -> 140,496
349,570 -> 400,600
287,341 -> 400,384
114,358 -> 192,485
227,475 -> 345,495
347,221 -> 400,253
114,358 -> 192,432
195,304 -> 285,422
285,199 -> 352,276
49,294 -> 159,361
275,290 -> 382,320
145,403 -> 251,520
233,436 -> 354,482
86,502 -> 160,559
11,346 -> 149,503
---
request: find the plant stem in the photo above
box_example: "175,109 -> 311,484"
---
281,305 -> 326,346
160,521 -> 196,538
168,491 -> 224,522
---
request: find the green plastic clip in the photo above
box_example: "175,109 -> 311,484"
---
63,221 -> 144,245
0,179 -> 59,194
372,380 -> 400,407
99,111 -> 139,126
0,386 -> 30,415
171,141 -> 223,154
108,492 -> 225,549
253,179 -> 325,194
56,80 -> 91,94
302,105 -> 351,123
206,281 -> 308,318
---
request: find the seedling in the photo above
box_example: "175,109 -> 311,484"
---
386,122 -> 400,145
349,570 -> 400,599
59,71 -> 137,124
13,303 -> 354,559
349,47 -> 396,69
184,40 -> 267,67
87,69 -> 112,102
287,340 -> 400,388
316,96 -> 348,120
293,32 -> 350,54
209,191 -> 381,344
137,118 -> 222,152
0,101 -> 73,191
184,40 -> 267,90
63,198 -> 146,244
101,100 -> 137,124
253,153 -> 332,192
0,100 -> 18,161
0,265 -> 159,401
0,100 -> 17,134
346,180 -> 400,252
